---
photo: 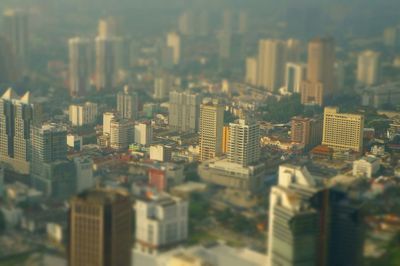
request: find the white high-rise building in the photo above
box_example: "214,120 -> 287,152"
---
257,39 -> 286,91
0,89 -> 37,175
110,118 -> 133,150
135,122 -> 153,146
135,193 -> 188,253
102,112 -> 116,136
285,62 -> 307,93
199,101 -> 224,161
68,37 -> 92,97
95,36 -> 121,91
245,57 -> 258,86
117,85 -> 139,120
357,50 -> 381,86
228,119 -> 260,167
268,164 -> 321,266
74,156 -> 94,193
154,75 -> 172,100
169,91 -> 201,132
69,102 -> 98,127
166,32 -> 181,65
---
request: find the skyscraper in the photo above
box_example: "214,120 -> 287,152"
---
154,74 -> 173,100
357,50 -> 381,86
268,164 -> 365,266
69,102 -> 98,126
285,62 -> 307,93
3,9 -> 29,70
301,37 -> 335,106
245,57 -> 258,86
69,37 -> 92,97
322,107 -> 364,153
30,123 -> 74,197
69,188 -> 132,266
117,85 -> 139,120
291,116 -> 323,150
95,36 -> 117,91
268,165 -> 321,266
218,30 -> 232,59
169,91 -> 201,132
199,101 -> 224,161
134,121 -> 153,146
110,118 -> 133,150
166,32 -> 181,65
0,89 -> 37,175
0,36 -> 18,83
257,39 -> 286,91
228,119 -> 260,167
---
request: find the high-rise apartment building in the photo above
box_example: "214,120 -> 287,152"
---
154,75 -> 173,100
68,37 -> 92,97
169,91 -> 201,132
301,37 -> 335,106
285,62 -> 307,93
257,39 -> 286,91
69,188 -> 132,266
291,116 -> 323,150
0,89 -> 37,175
227,119 -> 260,167
199,101 -> 224,161
95,36 -> 118,91
30,123 -> 73,197
268,164 -> 321,266
110,118 -> 133,150
322,107 -> 364,153
357,50 -> 381,86
136,193 -> 188,253
134,121 -> 153,146
117,85 -> 139,120
69,102 -> 98,127
3,9 -> 29,70
268,164 -> 365,266
245,57 -> 258,86
303,37 -> 335,100
166,32 -> 181,65
103,112 -> 116,136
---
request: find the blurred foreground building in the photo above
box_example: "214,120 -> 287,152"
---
69,188 -> 132,266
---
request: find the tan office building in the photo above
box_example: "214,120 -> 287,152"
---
291,116 -> 323,150
69,188 -> 132,266
322,107 -> 364,153
301,37 -> 335,106
257,39 -> 286,92
199,101 -> 224,161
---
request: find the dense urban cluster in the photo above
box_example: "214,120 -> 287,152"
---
0,1 -> 400,266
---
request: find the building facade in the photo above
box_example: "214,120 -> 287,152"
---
135,194 -> 188,254
117,85 -> 139,120
69,102 -> 98,127
199,101 -> 224,161
227,119 -> 260,167
69,189 -> 132,266
169,91 -> 201,132
322,107 -> 364,153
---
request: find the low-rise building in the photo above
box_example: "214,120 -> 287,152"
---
353,156 -> 381,178
135,193 -> 188,254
